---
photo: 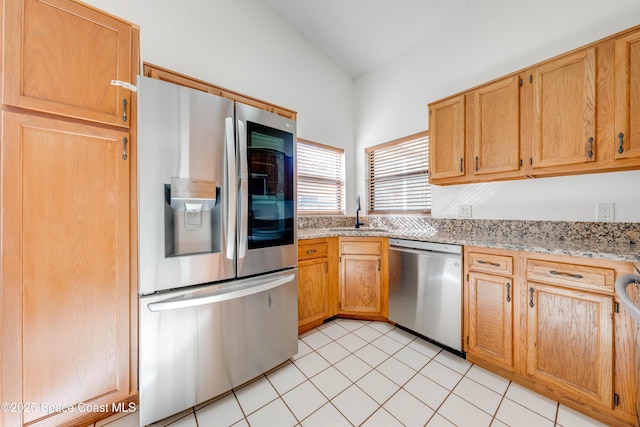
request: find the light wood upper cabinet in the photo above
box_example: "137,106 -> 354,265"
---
468,76 -> 521,177
143,63 -> 297,121
1,112 -> 132,427
525,282 -> 613,408
429,94 -> 465,182
614,30 -> 640,161
429,25 -> 640,185
531,48 -> 597,170
2,0 -> 134,127
338,237 -> 388,318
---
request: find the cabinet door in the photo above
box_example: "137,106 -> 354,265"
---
1,112 -> 131,426
2,0 -> 133,127
531,48 -> 596,169
614,30 -> 640,161
339,254 -> 382,315
298,257 -> 328,328
429,95 -> 465,181
467,272 -> 514,370
526,282 -> 613,407
469,76 -> 521,176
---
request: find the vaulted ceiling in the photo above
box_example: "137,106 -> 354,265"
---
259,0 -> 479,78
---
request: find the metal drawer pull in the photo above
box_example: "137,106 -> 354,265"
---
506,282 -> 511,303
549,270 -> 583,279
587,137 -> 594,158
460,158 -> 464,173
529,287 -> 534,308
477,260 -> 501,267
306,249 -> 318,254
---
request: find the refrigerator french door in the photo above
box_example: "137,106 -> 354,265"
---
236,103 -> 297,278
137,76 -> 298,426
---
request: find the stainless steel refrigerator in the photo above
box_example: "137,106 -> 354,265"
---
136,76 -> 298,426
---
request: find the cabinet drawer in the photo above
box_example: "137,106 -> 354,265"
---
527,259 -> 615,292
298,242 -> 328,261
340,240 -> 382,255
468,252 -> 513,276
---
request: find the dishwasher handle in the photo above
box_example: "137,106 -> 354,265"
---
147,274 -> 296,312
390,245 -> 454,256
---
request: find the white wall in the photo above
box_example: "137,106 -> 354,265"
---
82,0 -> 357,211
354,0 -> 640,222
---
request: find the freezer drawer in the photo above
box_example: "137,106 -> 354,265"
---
139,269 -> 298,426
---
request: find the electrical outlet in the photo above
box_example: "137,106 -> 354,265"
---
596,202 -> 614,222
458,205 -> 472,218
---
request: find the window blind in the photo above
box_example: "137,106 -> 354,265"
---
366,131 -> 430,213
297,139 -> 345,214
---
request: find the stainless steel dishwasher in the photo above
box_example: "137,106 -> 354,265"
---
388,239 -> 463,354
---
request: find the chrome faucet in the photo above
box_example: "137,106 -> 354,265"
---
355,195 -> 365,228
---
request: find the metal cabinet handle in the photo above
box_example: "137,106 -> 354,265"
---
475,156 -> 479,172
122,98 -> 128,122
506,282 -> 511,303
549,270 -> 583,279
378,257 -> 381,272
459,158 -> 464,173
306,249 -> 318,254
529,287 -> 535,308
478,260 -> 501,267
122,137 -> 128,160
618,133 -> 624,154
587,137 -> 594,158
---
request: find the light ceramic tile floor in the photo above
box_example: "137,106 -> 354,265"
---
96,319 -> 611,427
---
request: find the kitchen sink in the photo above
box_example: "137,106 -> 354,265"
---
615,274 -> 640,322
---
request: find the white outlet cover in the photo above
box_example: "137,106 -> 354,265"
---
596,202 -> 614,222
458,205 -> 472,218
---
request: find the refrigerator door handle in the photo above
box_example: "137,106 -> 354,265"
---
225,117 -> 236,259
146,273 -> 296,312
237,119 -> 248,260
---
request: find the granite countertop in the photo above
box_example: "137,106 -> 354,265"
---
298,226 -> 640,263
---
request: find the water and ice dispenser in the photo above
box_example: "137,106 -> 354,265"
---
165,177 -> 220,257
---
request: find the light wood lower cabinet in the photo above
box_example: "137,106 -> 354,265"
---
526,281 -> 613,407
298,236 -> 388,332
0,112 -> 135,427
465,248 -> 516,371
464,246 -> 637,427
466,271 -> 515,371
338,237 -> 388,319
297,238 -> 338,334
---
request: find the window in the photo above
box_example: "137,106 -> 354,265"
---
366,131 -> 430,213
297,139 -> 345,214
